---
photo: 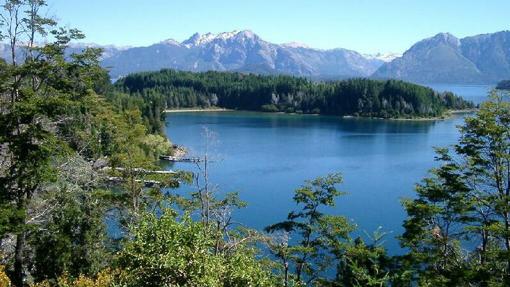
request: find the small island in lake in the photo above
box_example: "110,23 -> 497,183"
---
115,69 -> 474,120
496,79 -> 510,90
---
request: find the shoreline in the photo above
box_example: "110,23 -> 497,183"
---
165,108 -> 233,113
382,109 -> 478,121
171,145 -> 188,158
164,107 -> 478,121
448,108 -> 478,114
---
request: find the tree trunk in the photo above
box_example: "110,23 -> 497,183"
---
13,231 -> 25,287
284,261 -> 289,287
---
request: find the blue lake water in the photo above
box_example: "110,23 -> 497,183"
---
426,83 -> 493,105
163,84 -> 492,253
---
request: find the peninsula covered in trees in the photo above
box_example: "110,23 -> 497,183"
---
115,69 -> 474,120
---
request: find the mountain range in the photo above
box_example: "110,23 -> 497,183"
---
97,30 -> 391,80
2,30 -> 509,84
373,31 -> 510,84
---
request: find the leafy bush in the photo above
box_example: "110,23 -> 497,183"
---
260,104 -> 279,112
117,210 -> 277,287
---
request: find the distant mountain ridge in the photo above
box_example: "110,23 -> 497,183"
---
1,30 -> 508,84
373,31 -> 510,84
97,30 -> 385,80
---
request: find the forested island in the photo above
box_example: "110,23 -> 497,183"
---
114,69 -> 473,122
1,1 -> 509,287
496,79 -> 510,90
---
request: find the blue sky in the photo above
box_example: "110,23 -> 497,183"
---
49,0 -> 509,54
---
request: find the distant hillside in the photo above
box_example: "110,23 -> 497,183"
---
115,69 -> 473,119
373,31 -> 510,84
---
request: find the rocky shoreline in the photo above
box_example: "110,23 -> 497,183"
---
171,144 -> 188,158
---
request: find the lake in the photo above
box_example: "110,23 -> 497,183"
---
163,84 -> 492,253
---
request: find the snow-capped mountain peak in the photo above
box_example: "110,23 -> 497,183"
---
182,30 -> 259,48
159,38 -> 181,46
234,30 -> 256,39
363,52 -> 401,62
181,30 -> 255,48
99,30 -> 387,80
182,32 -> 216,47
282,42 -> 312,49
217,30 -> 240,40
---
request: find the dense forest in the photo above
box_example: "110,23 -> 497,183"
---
115,69 -> 473,123
1,1 -> 510,286
496,79 -> 510,90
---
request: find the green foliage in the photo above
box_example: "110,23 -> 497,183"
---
0,7 -> 112,282
142,134 -> 173,157
400,92 -> 510,286
31,186 -> 108,282
31,269 -> 118,287
266,173 -> 354,285
115,69 -> 474,121
266,174 -> 395,286
332,229 -> 392,287
104,90 -> 165,134
261,104 -> 280,113
1,1 -> 509,286
0,1 -> 182,285
117,210 -> 277,287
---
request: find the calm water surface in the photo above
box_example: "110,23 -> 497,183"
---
164,84 -> 492,253
426,83 -> 493,105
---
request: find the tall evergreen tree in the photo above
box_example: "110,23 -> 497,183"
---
400,92 -> 510,286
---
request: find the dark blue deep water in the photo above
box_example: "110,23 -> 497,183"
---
163,84 -> 492,253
